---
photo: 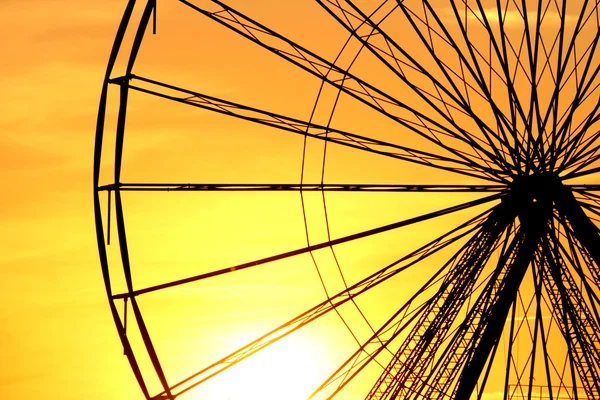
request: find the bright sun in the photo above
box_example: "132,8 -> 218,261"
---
211,335 -> 328,400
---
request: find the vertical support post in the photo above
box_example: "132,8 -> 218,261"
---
123,297 -> 128,355
454,175 -> 553,400
107,189 -> 112,245
152,0 -> 157,34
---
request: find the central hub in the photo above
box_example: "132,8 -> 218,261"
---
507,172 -> 561,224
510,172 -> 560,203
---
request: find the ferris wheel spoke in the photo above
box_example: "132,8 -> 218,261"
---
537,23 -> 564,168
522,1 -> 550,169
447,0 -> 534,168
544,0 -> 571,169
309,273 -> 454,399
316,0 -> 516,174
415,0 -> 528,175
530,257 -> 556,400
555,98 -> 600,170
415,227 -> 526,399
547,4 -> 600,168
418,1 -> 504,105
111,192 -> 502,300
490,0 -> 531,167
432,0 -> 529,167
149,204 -> 492,399
483,257 -> 536,400
503,7 -> 542,166
550,40 -> 600,162
176,0 -> 510,180
504,24 -> 537,165
559,212 -> 600,293
97,183 -> 506,192
430,0 -> 529,169
309,208 -> 511,400
450,224 -> 547,399
548,0 -> 570,168
393,1 -> 522,170
570,191 -> 600,227
554,226 -> 600,324
556,99 -> 600,174
562,155 -> 600,180
537,2 -> 572,151
364,205 -> 519,400
573,189 -> 600,212
560,122 -> 600,175
539,232 -> 600,398
461,0 -> 551,174
575,204 -> 600,228
554,0 -> 600,94
115,74 -> 495,180
554,183 -> 600,271
552,75 -> 600,171
496,6 -> 534,99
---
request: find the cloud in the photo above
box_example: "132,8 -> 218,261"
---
0,136 -> 69,172
465,8 -> 576,28
0,1 -> 124,76
507,314 -> 552,322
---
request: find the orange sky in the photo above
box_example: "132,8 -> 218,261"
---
2,1 -> 598,399
0,1 -> 143,398
0,2 -> 473,398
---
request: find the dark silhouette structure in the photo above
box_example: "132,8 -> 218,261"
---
95,1 -> 600,399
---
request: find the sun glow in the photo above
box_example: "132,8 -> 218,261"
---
208,335 -> 329,400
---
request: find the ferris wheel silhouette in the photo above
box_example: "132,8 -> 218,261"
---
95,1 -> 600,399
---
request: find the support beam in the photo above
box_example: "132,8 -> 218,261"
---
451,173 -> 557,399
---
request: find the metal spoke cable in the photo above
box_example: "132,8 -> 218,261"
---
114,75 -> 495,179
453,0 -> 533,166
401,0 -> 521,171
544,1 -> 600,167
312,209 -> 504,399
156,204 -> 493,398
177,0 -> 510,181
317,0 -> 509,170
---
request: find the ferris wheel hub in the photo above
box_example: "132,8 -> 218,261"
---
510,172 -> 560,200
507,172 -> 561,223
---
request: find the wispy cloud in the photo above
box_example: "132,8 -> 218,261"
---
508,314 -> 552,322
465,8 -> 576,27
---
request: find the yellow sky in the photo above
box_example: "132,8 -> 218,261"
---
2,1 -> 598,399
0,2 -> 470,398
0,1 -> 142,398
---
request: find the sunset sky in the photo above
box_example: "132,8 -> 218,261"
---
0,1 -> 148,398
0,2 -> 472,398
2,1 -> 599,399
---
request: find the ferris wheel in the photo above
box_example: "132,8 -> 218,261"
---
94,1 -> 600,399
